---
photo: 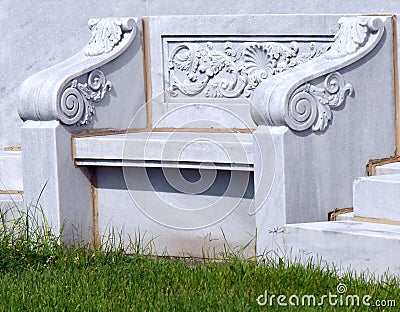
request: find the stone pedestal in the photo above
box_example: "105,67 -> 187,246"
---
21,121 -> 93,243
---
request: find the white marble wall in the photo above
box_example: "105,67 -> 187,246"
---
2,0 -> 400,148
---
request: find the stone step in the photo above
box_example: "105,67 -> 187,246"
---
0,194 -> 23,211
375,162 -> 400,175
353,174 -> 400,222
284,220 -> 400,278
336,212 -> 354,221
0,151 -> 23,191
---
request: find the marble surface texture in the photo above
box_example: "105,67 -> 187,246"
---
2,0 -> 400,148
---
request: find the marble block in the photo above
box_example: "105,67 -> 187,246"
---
336,212 -> 354,221
353,174 -> 400,222
0,151 -> 23,191
96,166 -> 256,257
285,221 -> 400,279
21,121 -> 93,243
375,162 -> 400,176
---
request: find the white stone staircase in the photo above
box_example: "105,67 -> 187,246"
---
284,162 -> 400,279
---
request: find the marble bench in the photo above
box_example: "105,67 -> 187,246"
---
18,14 -> 396,257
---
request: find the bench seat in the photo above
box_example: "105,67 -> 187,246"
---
73,131 -> 254,171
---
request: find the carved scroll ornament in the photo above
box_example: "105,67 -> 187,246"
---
250,16 -> 385,132
167,16 -> 384,132
168,41 -> 325,99
59,69 -> 112,125
18,17 -> 137,126
85,18 -> 135,56
325,17 -> 382,60
287,72 -> 353,131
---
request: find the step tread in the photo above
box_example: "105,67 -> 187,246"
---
285,221 -> 400,278
285,220 -> 400,239
357,173 -> 400,183
376,162 -> 400,175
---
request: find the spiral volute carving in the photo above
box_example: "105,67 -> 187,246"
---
285,72 -> 353,132
59,69 -> 112,125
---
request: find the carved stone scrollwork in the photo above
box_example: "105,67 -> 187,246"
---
325,17 -> 383,60
168,41 -> 325,98
250,16 -> 385,132
59,69 -> 112,125
18,17 -> 136,125
85,18 -> 135,56
286,72 -> 353,131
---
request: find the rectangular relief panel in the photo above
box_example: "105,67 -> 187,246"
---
144,14 -> 344,129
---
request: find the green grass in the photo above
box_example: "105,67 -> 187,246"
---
0,203 -> 399,311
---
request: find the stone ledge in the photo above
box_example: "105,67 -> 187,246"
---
285,221 -> 400,278
73,131 -> 254,170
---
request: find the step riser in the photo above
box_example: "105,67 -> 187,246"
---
285,221 -> 400,278
0,152 -> 23,191
375,162 -> 400,175
353,174 -> 400,222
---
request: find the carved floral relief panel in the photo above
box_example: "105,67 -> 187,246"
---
165,37 -> 332,100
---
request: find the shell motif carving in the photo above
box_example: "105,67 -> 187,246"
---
168,41 -> 325,98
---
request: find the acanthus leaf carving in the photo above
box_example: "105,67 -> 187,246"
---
325,17 -> 382,60
85,18 -> 135,57
168,41 -> 325,99
285,72 -> 353,132
249,16 -> 384,133
59,69 -> 112,125
18,17 -> 137,125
